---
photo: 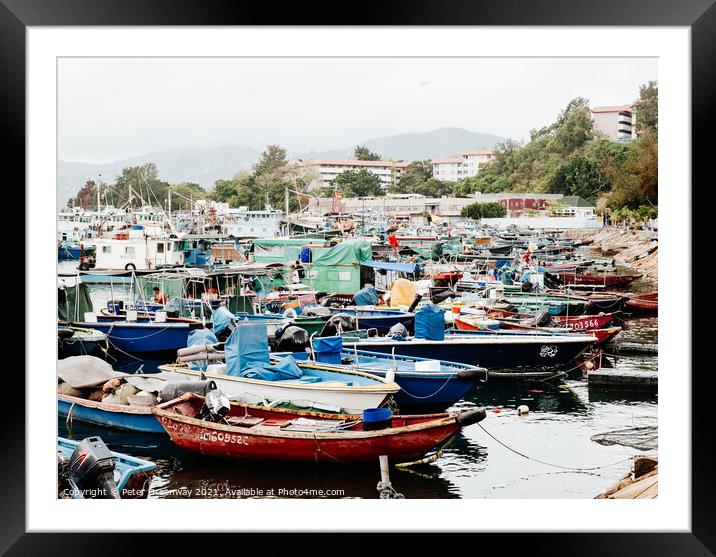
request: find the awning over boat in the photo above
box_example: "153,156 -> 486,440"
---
362,260 -> 417,273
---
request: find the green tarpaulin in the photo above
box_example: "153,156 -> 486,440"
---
58,283 -> 94,322
311,240 -> 372,266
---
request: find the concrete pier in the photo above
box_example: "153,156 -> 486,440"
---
587,368 -> 657,392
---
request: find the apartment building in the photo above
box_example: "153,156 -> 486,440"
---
431,148 -> 496,182
591,105 -> 637,140
290,159 -> 412,191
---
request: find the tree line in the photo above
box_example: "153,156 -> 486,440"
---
67,81 -> 657,223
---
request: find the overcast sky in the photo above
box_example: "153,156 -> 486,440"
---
58,58 -> 657,163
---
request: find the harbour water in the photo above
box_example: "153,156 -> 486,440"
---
58,261 -> 657,499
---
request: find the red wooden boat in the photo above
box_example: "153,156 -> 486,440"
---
433,271 -> 463,286
152,393 -> 486,464
557,272 -> 642,287
552,312 -> 617,330
625,292 -> 658,313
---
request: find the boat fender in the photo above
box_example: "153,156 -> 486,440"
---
456,367 -> 489,382
517,405 -> 530,416
157,380 -> 217,403
456,407 -> 487,427
282,308 -> 298,319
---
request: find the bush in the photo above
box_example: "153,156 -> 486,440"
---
460,202 -> 507,220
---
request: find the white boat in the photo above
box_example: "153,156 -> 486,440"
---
158,361 -> 399,414
221,206 -> 284,239
91,230 -> 185,271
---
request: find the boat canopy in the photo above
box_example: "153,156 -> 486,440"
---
312,240 -> 372,267
362,260 -> 417,274
225,322 -> 303,381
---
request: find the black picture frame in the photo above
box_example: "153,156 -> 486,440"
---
4,1 -> 711,554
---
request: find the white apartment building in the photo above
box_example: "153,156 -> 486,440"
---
290,159 -> 412,191
432,148 -> 496,182
591,105 -> 637,141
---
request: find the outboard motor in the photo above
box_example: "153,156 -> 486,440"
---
197,389 -> 231,423
274,325 -> 310,353
407,294 -> 423,313
320,314 -> 356,336
157,379 -> 217,404
387,323 -> 408,339
533,311 -> 554,327
62,437 -> 120,499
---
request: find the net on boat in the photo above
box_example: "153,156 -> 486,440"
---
591,426 -> 658,451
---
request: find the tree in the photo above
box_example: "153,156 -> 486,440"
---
549,155 -> 606,203
211,178 -> 238,203
635,80 -> 658,135
66,179 -> 107,210
168,182 -> 208,211
460,202 -> 506,219
391,160 -> 432,194
332,169 -> 383,197
354,145 -> 381,161
413,178 -> 453,197
108,163 -> 170,208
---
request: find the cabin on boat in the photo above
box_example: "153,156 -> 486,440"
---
92,232 -> 185,271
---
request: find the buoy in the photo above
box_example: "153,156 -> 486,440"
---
492,408 -> 501,413
517,405 -> 529,415
585,361 -> 594,370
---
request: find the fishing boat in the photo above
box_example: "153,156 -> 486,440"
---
466,312 -> 617,331
556,271 -> 642,287
58,324 -> 107,358
329,308 -> 415,334
495,323 -> 622,346
58,437 -> 155,498
152,392 -> 487,464
58,393 -> 166,434
58,241 -> 96,260
69,314 -> 210,355
341,329 -> 597,369
624,292 -> 658,314
282,345 -> 488,411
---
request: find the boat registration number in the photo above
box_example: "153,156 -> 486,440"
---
568,319 -> 599,330
199,431 -> 250,445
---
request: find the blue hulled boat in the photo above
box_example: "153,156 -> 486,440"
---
58,394 -> 165,434
329,308 -> 415,333
69,314 -> 209,355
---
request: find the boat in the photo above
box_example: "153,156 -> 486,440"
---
556,271 -> 642,287
69,314 -> 210,355
58,437 -> 155,498
151,392 -> 487,464
495,323 -> 622,346
58,241 -> 95,261
58,393 -> 167,434
624,292 -> 658,314
329,308 -> 415,334
58,324 -> 107,358
283,347 -> 488,411
552,312 -> 618,330
340,329 -> 597,369
468,312 -> 617,331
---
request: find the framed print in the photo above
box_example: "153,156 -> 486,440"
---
3,0 -> 713,553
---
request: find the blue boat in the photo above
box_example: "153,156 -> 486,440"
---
58,437 -> 156,498
340,329 -> 597,370
58,325 -> 107,358
58,241 -> 95,260
282,348 -> 487,411
69,314 -> 209,355
58,394 -> 166,434
329,308 -> 415,333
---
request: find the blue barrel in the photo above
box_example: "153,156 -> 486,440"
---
362,407 -> 393,431
300,247 -> 312,263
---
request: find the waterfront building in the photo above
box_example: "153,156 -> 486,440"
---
431,148 -> 496,182
289,159 -> 412,191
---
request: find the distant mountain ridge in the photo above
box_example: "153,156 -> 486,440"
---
57,127 -> 505,208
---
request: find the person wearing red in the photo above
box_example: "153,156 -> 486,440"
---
152,286 -> 168,305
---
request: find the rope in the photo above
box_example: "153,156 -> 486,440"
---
477,423 -> 631,472
66,402 -> 75,426
393,372 -> 457,400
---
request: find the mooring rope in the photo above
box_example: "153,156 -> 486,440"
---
477,423 -> 632,472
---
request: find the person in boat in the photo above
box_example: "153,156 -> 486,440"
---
294,259 -> 305,280
288,264 -> 300,284
152,286 -> 168,305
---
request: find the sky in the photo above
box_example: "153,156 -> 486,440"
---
58,57 -> 657,163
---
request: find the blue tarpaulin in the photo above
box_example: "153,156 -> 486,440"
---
313,336 -> 343,364
353,286 -> 379,306
239,355 -> 304,381
211,305 -> 235,335
187,329 -> 219,347
361,260 -> 417,274
225,322 -> 270,376
415,304 -> 445,341
224,322 -> 303,381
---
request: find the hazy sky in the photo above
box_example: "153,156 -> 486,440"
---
58,58 -> 657,163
